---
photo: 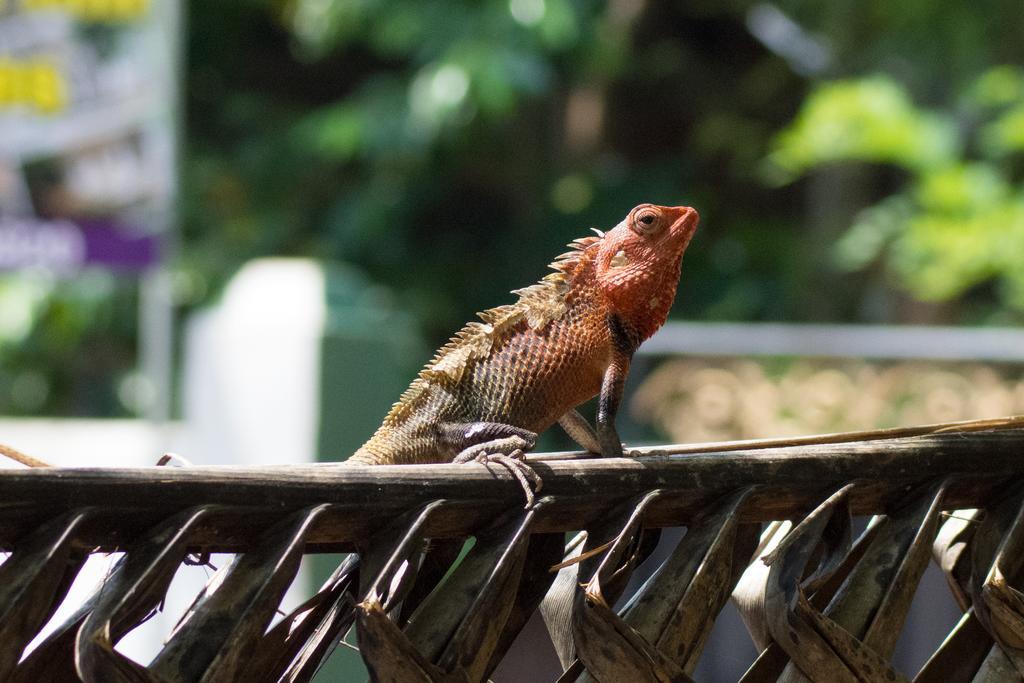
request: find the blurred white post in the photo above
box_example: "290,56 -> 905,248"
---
181,259 -> 327,466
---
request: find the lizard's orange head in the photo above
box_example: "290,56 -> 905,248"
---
593,204 -> 699,341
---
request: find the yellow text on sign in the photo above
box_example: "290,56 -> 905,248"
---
19,0 -> 148,22
0,59 -> 67,114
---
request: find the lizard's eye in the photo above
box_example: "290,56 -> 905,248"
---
630,206 -> 662,235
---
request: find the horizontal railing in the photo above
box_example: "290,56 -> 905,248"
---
643,321 -> 1024,361
3,420 -> 1024,681
2,425 -> 1022,552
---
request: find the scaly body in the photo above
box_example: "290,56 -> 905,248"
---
349,204 -> 699,502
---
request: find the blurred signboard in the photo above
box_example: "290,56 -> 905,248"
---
0,0 -> 179,272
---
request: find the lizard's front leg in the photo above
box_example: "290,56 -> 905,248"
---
596,346 -> 632,459
439,422 -> 542,508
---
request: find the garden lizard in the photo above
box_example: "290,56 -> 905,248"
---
348,203 -> 699,505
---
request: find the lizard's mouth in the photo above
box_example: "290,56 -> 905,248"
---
666,206 -> 699,248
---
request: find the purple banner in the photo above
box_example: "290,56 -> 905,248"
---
0,217 -> 160,273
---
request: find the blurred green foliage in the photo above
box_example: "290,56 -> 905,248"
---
0,272 -> 138,415
2,0 -> 1024,416
771,67 -> 1024,313
180,0 -> 811,337
769,77 -> 958,174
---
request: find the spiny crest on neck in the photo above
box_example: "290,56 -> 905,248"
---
422,234 -> 601,383
382,233 -> 602,423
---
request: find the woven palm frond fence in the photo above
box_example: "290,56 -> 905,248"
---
3,418 -> 1024,681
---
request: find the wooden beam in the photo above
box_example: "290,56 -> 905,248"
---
1,430 -> 1022,552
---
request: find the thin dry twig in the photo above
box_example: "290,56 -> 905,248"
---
549,540 -> 616,572
941,512 -> 984,525
0,442 -> 52,468
652,414 -> 1024,455
531,414 -> 1024,461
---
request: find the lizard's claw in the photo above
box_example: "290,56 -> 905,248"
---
455,448 -> 542,508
